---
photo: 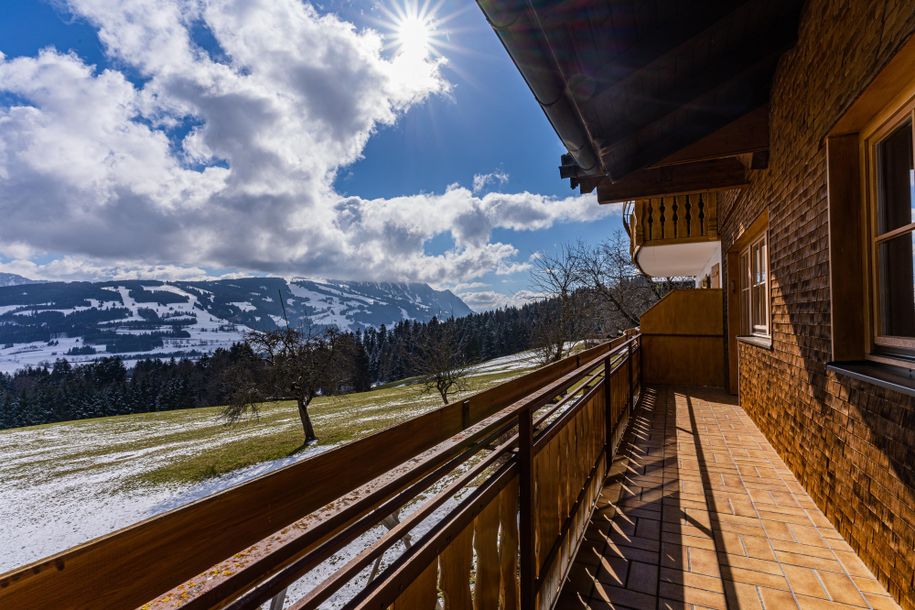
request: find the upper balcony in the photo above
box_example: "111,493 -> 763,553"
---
626,191 -> 721,279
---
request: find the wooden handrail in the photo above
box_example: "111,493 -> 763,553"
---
0,335 -> 642,610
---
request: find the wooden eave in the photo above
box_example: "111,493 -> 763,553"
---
477,0 -> 804,201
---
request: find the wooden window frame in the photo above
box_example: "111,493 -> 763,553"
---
861,100 -> 915,356
826,33 -> 915,369
737,229 -> 770,339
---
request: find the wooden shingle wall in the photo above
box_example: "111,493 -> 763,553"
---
717,1 -> 915,607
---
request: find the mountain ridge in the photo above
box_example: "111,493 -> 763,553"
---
0,277 -> 472,372
0,273 -> 42,287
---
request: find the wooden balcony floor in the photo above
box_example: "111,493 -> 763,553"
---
558,386 -> 901,610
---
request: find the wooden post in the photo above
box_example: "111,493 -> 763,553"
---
628,342 -> 634,414
604,355 -> 613,462
638,336 -> 644,393
518,408 -> 535,610
461,400 -> 470,430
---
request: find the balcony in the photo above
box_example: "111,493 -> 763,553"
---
0,294 -> 900,610
627,192 -> 721,279
559,385 -> 900,610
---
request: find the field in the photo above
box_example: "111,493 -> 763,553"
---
0,349 -> 541,573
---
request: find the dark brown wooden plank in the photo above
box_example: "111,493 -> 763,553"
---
651,106 -> 769,167
596,158 -> 747,204
826,134 -> 866,361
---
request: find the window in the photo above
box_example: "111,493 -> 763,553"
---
865,105 -> 915,355
739,231 -> 769,337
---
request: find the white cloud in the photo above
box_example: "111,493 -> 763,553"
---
458,289 -> 546,311
472,169 -> 509,193
0,1 -> 616,287
0,256 -> 217,282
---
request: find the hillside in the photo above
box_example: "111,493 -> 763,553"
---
0,348 -> 538,577
0,278 -> 472,372
0,273 -> 41,288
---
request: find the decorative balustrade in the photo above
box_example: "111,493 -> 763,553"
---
627,191 -> 719,255
0,333 -> 642,610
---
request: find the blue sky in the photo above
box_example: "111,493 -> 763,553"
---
0,0 -> 622,310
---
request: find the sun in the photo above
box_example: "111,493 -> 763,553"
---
397,14 -> 433,58
379,0 -> 451,60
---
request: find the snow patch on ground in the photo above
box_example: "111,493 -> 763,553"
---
287,283 -> 356,329
229,301 -> 257,312
0,416 -> 333,572
0,348 -> 533,604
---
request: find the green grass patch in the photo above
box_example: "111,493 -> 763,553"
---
131,366 -> 533,487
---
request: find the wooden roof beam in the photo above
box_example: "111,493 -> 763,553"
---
596,158 -> 748,204
598,52 -> 779,180
650,106 -> 769,167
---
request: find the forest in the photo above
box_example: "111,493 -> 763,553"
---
0,296 -> 574,429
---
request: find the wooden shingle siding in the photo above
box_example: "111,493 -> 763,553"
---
717,2 -> 915,608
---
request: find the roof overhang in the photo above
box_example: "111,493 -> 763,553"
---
477,0 -> 805,202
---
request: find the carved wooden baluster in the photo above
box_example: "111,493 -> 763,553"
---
659,197 -> 665,239
685,195 -> 692,237
698,193 -> 706,235
672,196 -> 679,238
646,201 -> 654,243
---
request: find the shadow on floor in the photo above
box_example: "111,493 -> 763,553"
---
556,385 -> 901,610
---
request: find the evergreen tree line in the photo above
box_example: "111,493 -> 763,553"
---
0,293 -> 618,430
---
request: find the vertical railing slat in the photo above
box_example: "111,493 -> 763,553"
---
391,561 -> 438,610
473,499 -> 501,609
604,355 -> 613,461
499,479 -> 520,610
518,408 -> 535,610
439,526 -> 472,609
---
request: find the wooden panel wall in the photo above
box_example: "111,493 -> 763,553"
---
640,289 -> 725,387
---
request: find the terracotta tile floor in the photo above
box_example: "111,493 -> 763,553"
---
558,386 -> 902,610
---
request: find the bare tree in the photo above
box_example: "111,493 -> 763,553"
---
529,245 -> 587,363
574,231 -> 688,328
222,326 -> 353,444
411,318 -> 470,404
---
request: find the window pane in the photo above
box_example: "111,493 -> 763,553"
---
740,252 -> 749,333
753,283 -> 764,329
876,119 -> 914,235
877,230 -> 915,337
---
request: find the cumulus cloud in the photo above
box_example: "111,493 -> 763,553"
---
0,255 -> 222,282
0,0 -> 615,287
457,289 -> 546,311
472,169 -> 509,193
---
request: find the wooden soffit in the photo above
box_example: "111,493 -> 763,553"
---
477,0 -> 803,190
592,158 -> 748,205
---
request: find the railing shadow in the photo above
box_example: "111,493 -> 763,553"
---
558,386 -> 753,609
683,390 -> 740,608
558,386 -> 685,608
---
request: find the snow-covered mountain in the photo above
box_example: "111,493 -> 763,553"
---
0,278 -> 472,372
0,273 -> 41,287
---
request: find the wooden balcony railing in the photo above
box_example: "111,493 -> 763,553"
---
0,332 -> 642,610
626,191 -> 719,255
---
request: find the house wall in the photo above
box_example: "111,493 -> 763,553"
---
695,250 -> 721,289
717,1 -> 915,607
